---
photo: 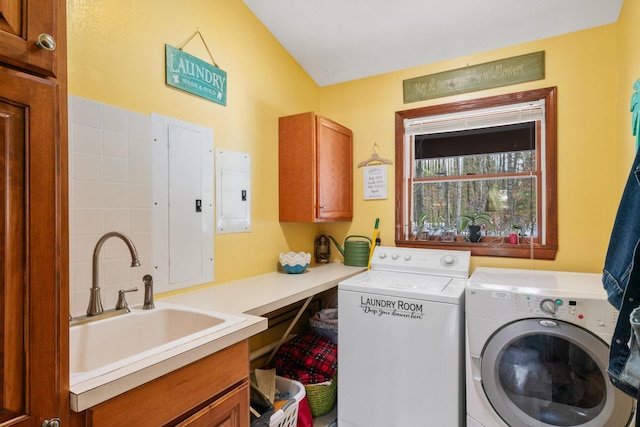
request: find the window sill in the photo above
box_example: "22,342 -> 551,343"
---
395,239 -> 558,260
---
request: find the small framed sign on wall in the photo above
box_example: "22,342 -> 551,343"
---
363,165 -> 388,200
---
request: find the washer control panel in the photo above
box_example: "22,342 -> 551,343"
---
512,293 -> 618,336
370,246 -> 471,278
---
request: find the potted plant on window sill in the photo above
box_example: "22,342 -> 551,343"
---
414,213 -> 433,240
458,212 -> 493,243
509,224 -> 522,244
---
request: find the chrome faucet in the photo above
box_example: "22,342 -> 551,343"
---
87,231 -> 141,316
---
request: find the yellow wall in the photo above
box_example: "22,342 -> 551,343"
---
67,0 -> 324,285
68,0 -> 633,287
320,25 -> 620,273
617,0 -> 640,185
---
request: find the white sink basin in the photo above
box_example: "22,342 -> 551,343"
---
70,301 -> 244,378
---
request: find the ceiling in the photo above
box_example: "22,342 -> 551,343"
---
243,0 -> 623,87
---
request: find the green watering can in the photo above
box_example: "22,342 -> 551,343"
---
328,235 -> 372,267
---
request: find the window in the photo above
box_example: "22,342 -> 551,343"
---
395,87 -> 557,259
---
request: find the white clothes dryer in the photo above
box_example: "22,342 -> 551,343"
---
466,267 -> 634,427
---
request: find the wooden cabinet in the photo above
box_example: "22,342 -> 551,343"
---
70,341 -> 250,427
0,0 -> 62,77
0,0 -> 68,425
279,112 -> 353,222
175,383 -> 248,427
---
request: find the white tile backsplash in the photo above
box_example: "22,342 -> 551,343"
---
104,209 -> 130,231
72,97 -> 102,128
69,96 -> 153,317
129,134 -> 150,159
73,209 -> 105,235
103,183 -> 130,208
74,235 -> 98,263
74,181 -> 103,209
103,104 -> 128,133
128,111 -> 151,138
74,153 -> 103,181
103,156 -> 129,183
129,159 -> 150,185
103,130 -> 129,157
104,258 -> 132,286
130,209 -> 151,232
130,184 -> 150,208
73,124 -> 103,155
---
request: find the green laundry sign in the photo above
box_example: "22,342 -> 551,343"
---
165,44 -> 227,106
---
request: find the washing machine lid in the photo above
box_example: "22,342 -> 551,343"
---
469,267 -> 606,299
339,269 -> 465,303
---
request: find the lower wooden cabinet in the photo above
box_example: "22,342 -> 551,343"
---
176,382 -> 248,427
70,340 -> 250,427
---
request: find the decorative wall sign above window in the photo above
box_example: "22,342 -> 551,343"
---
403,51 -> 545,103
165,30 -> 227,106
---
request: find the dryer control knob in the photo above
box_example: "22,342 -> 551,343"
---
540,299 -> 558,315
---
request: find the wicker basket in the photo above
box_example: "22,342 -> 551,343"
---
309,310 -> 338,344
304,376 -> 337,418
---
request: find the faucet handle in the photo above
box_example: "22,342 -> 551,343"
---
115,287 -> 138,311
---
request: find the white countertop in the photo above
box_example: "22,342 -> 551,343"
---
162,262 -> 365,316
70,263 -> 364,411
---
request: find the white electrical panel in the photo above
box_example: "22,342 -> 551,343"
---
215,148 -> 251,233
151,113 -> 214,293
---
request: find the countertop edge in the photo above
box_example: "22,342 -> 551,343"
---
71,314 -> 267,412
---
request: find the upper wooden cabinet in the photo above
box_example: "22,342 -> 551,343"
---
0,0 -> 68,425
0,0 -> 62,77
279,112 -> 353,222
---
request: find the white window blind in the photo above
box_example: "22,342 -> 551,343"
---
404,100 -> 545,136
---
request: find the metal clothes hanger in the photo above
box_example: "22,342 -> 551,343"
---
357,143 -> 393,168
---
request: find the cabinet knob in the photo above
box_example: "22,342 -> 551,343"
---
319,205 -> 326,209
36,33 -> 57,51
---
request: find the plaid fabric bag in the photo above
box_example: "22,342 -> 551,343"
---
269,332 -> 337,384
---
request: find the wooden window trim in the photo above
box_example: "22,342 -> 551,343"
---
394,87 -> 558,260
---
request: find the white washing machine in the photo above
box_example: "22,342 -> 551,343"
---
466,267 -> 635,427
338,246 -> 470,427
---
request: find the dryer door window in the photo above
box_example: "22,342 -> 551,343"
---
481,318 -> 633,427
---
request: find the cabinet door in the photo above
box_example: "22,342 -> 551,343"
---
80,341 -> 249,427
316,116 -> 353,221
279,112 -> 353,222
0,67 -> 67,425
0,0 -> 61,76
175,383 -> 249,427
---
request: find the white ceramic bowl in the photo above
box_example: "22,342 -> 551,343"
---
279,251 -> 311,274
